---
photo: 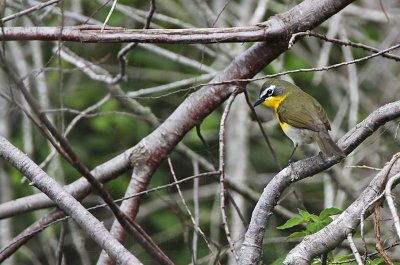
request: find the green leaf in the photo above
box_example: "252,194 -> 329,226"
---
320,217 -> 333,227
271,254 -> 287,265
306,222 -> 322,234
371,257 -> 385,265
298,208 -> 311,222
319,207 -> 342,220
307,217 -> 334,234
277,217 -> 304,230
333,253 -> 353,262
287,231 -> 308,239
309,214 -> 320,223
330,261 -> 356,265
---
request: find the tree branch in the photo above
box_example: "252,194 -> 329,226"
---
0,23 -> 287,43
284,154 -> 400,264
239,101 -> 400,264
0,137 -> 141,265
0,0 -> 355,45
0,146 -> 133,219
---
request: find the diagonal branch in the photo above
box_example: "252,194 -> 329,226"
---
0,137 -> 141,265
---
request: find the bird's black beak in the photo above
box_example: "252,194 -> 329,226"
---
253,98 -> 264,107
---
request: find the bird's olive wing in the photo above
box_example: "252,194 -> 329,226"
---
311,97 -> 331,131
277,98 -> 331,132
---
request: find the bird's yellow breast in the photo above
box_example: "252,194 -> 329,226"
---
262,95 -> 286,108
262,94 -> 288,130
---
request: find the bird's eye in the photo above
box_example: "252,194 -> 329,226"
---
260,85 -> 275,99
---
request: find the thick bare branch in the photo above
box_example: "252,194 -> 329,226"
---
0,137 -> 141,265
0,0 -> 355,46
0,147 -> 133,219
0,24 -> 286,43
284,154 -> 400,264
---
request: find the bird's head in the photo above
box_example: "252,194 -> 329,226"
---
253,79 -> 290,108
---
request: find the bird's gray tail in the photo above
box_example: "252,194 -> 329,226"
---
315,131 -> 345,158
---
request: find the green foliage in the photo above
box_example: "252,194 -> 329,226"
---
370,258 -> 385,265
310,254 -> 386,265
271,254 -> 287,265
277,207 -> 342,239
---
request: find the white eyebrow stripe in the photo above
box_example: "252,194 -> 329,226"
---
260,84 -> 275,98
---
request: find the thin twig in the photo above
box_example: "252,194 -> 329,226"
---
112,0 -> 156,84
122,41 -> 400,102
196,124 -> 218,170
1,0 -> 60,23
359,153 -> 400,263
288,30 -> 400,61
189,41 -> 400,92
192,160 -> 200,264
385,172 -> 400,240
226,192 -> 247,228
55,220 -> 67,265
39,94 -> 110,168
114,171 -> 220,203
347,232 -> 363,265
218,92 -> 239,261
345,165 -> 382,171
58,0 -> 66,134
378,0 -> 390,23
373,204 -> 394,265
167,158 -> 218,259
360,190 -> 385,261
244,90 -> 281,169
101,0 -> 118,31
127,73 -> 215,98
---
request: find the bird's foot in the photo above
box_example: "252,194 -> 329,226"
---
318,152 -> 328,163
288,160 -> 297,181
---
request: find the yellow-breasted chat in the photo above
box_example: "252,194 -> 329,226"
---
253,78 -> 345,161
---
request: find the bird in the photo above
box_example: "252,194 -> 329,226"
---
253,78 -> 345,162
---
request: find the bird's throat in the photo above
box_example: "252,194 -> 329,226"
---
262,94 -> 287,109
262,94 -> 288,129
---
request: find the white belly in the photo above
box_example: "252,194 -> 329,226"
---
283,124 -> 317,146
